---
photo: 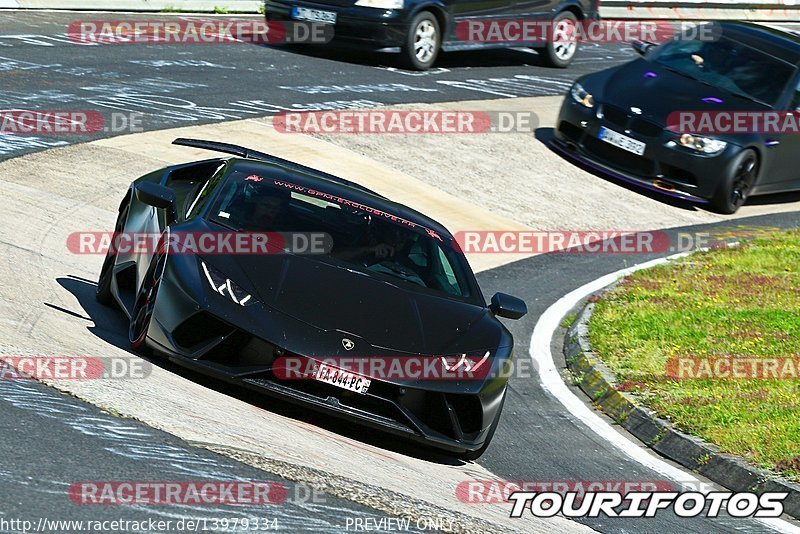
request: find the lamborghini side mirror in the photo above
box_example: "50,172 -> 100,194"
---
490,293 -> 527,320
135,181 -> 177,224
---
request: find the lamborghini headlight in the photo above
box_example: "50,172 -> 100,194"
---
678,133 -> 727,155
201,261 -> 256,306
570,82 -> 595,108
440,351 -> 491,378
354,0 -> 404,8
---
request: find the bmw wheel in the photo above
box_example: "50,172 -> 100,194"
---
711,149 -> 758,214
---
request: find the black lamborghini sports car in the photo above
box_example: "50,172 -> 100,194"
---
96,138 -> 527,459
553,22 -> 800,214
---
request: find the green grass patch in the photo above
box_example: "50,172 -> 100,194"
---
561,312 -> 578,329
590,230 -> 800,479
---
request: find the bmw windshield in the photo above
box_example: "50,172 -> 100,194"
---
648,36 -> 796,107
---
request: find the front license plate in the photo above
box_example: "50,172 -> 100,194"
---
598,126 -> 646,156
315,362 -> 371,394
291,6 -> 337,24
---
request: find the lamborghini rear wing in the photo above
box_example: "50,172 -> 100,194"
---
172,138 -> 385,199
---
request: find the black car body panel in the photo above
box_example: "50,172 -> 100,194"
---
263,0 -> 599,52
552,22 -> 800,205
101,140 -> 525,455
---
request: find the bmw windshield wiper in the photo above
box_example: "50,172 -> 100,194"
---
656,63 -> 696,80
722,89 -> 769,107
657,64 -> 713,87
657,64 -> 769,106
657,64 -> 722,91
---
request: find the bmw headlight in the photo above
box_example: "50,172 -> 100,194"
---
678,133 -> 727,155
201,261 -> 256,306
570,82 -> 594,108
355,0 -> 404,8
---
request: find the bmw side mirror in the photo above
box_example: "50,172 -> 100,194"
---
135,182 -> 177,223
632,40 -> 655,56
490,293 -> 527,320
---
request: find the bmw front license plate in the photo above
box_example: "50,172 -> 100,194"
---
598,127 -> 646,156
291,6 -> 337,24
315,362 -> 370,394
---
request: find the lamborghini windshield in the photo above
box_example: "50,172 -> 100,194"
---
208,166 -> 476,301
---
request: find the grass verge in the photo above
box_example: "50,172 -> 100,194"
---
590,230 -> 800,480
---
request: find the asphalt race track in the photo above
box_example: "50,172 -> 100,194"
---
1,10 -> 799,534
0,12 -> 635,159
0,378 -> 407,532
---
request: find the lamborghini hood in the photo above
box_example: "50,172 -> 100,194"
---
200,248 -> 498,356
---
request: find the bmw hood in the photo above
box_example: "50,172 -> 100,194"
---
582,58 -> 770,128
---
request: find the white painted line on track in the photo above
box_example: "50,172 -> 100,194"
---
529,253 -> 799,533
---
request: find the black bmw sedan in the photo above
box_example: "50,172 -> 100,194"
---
263,0 -> 598,70
552,22 -> 800,214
